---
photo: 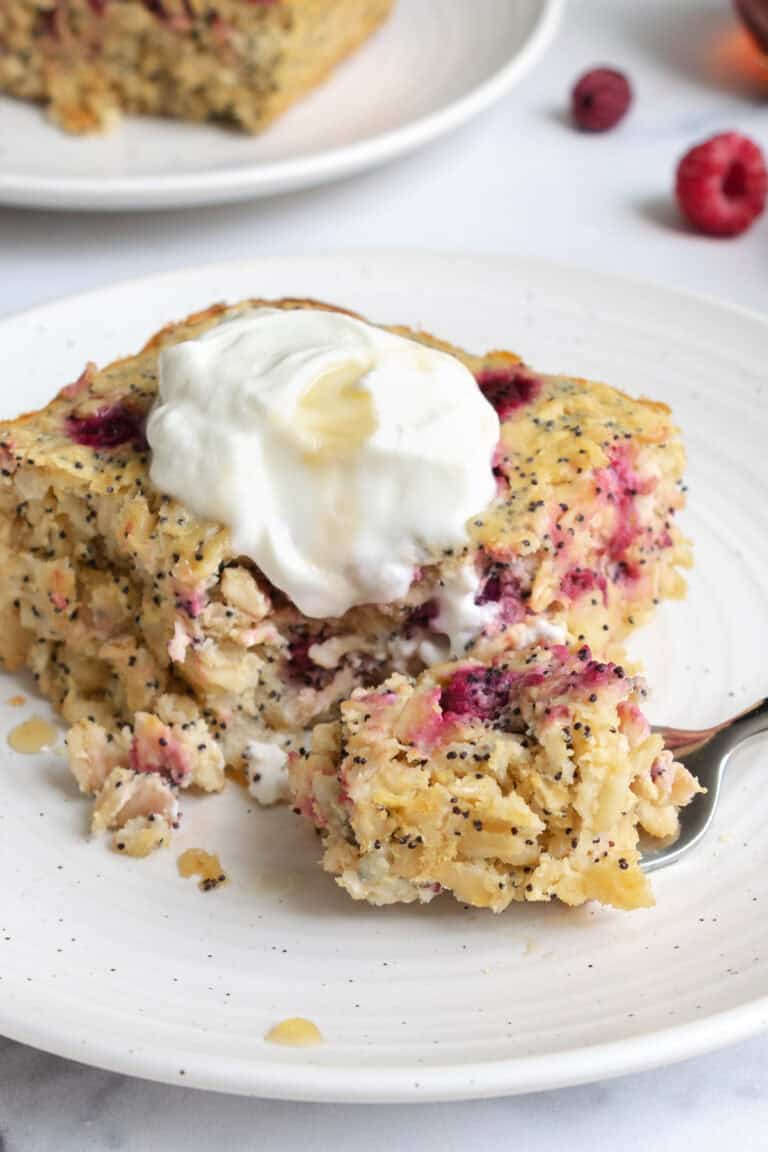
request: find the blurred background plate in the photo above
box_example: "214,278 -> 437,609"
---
0,0 -> 561,212
0,251 -> 767,1102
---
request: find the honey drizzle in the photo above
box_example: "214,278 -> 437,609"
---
8,717 -> 58,754
264,1018 -> 323,1047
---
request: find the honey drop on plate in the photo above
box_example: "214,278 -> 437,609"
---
8,717 -> 58,754
265,1018 -> 324,1047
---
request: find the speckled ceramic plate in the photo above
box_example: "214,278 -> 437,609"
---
0,252 -> 766,1101
0,0 -> 560,211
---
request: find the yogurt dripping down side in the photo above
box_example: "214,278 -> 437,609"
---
148,307 -> 500,619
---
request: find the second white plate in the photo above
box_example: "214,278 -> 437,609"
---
0,0 -> 560,211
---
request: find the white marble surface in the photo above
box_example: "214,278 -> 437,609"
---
1,1031 -> 767,1152
0,0 -> 767,1147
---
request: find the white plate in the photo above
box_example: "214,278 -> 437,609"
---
1,252 -> 767,1102
0,0 -> 560,212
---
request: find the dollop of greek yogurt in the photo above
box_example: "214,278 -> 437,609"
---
148,308 -> 499,618
244,740 -> 289,807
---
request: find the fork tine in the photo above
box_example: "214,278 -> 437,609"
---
643,697 -> 768,871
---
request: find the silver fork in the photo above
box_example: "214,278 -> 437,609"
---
640,698 -> 768,872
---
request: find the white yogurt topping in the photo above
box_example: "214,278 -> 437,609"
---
508,617 -> 567,648
433,560 -> 497,657
244,740 -> 289,807
148,308 -> 499,618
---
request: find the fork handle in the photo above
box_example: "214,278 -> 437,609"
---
717,697 -> 768,753
661,697 -> 768,758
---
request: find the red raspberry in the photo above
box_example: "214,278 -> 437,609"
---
571,68 -> 632,132
675,132 -> 767,237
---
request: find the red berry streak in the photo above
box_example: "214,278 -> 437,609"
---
571,68 -> 632,133
66,401 -> 148,450
476,367 -> 541,422
675,131 -> 767,237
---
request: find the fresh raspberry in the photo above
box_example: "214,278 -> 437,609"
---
675,132 -> 767,237
571,68 -> 632,132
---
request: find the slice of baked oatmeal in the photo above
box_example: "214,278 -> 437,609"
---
0,0 -> 393,134
0,297 -> 690,853
290,643 -> 701,911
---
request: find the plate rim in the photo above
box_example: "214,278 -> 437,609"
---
3,245 -> 768,346
1,248 -> 767,1101
0,984 -> 765,1103
0,0 -> 562,211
